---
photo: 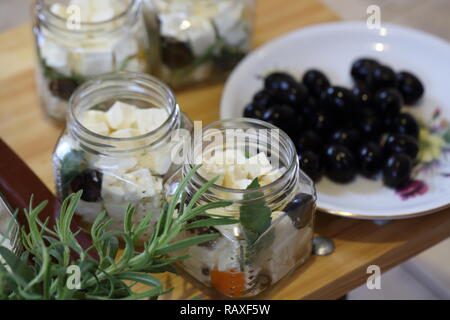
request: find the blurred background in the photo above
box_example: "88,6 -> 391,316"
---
0,0 -> 449,300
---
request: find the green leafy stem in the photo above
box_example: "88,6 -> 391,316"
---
0,166 -> 237,300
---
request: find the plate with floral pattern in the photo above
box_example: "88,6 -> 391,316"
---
220,22 -> 450,219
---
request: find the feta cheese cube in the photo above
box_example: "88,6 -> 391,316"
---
186,18 -> 216,56
246,152 -> 273,178
102,185 -> 124,203
82,110 -> 107,126
106,101 -> 137,130
72,50 -> 114,76
259,168 -> 286,186
40,38 -> 69,71
136,108 -> 169,134
84,122 -> 110,136
158,12 -> 190,41
214,2 -> 244,38
138,149 -> 173,176
124,168 -> 157,198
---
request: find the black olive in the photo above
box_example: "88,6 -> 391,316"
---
323,145 -> 357,183
273,85 -> 308,108
290,113 -> 308,140
70,169 -> 102,202
262,104 -> 296,135
367,65 -> 397,91
329,129 -> 361,152
252,90 -> 273,110
358,142 -> 383,178
302,69 -> 330,97
284,193 -> 315,229
296,130 -> 324,154
298,151 -> 323,182
396,71 -> 425,105
352,85 -> 373,109
383,153 -> 412,188
264,72 -> 298,95
243,103 -> 265,119
351,58 -> 380,83
392,113 -> 420,139
49,78 -> 79,101
373,88 -> 403,118
384,133 -> 419,160
310,109 -> 335,138
320,86 -> 356,117
356,109 -> 383,141
160,37 -> 194,69
301,95 -> 321,117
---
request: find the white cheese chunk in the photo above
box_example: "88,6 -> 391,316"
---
106,101 -> 137,130
124,168 -> 158,199
138,149 -> 173,176
158,12 -> 190,41
246,152 -> 273,179
259,168 -> 286,186
102,185 -> 124,203
186,18 -> 216,56
84,122 -> 110,136
136,108 -> 169,135
40,38 -> 69,71
213,2 -> 244,41
70,50 -> 114,77
82,110 -> 108,126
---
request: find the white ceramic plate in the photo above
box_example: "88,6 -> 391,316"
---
220,22 -> 450,219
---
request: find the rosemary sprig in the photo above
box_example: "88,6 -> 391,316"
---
0,166 -> 235,300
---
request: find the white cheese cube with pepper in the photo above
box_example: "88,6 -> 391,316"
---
106,101 -> 137,130
124,168 -> 158,199
136,108 -> 169,134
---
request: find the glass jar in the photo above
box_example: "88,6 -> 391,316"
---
165,118 -> 316,298
53,72 -> 193,242
33,0 -> 154,121
142,0 -> 256,88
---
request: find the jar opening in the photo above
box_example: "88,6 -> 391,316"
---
184,118 -> 299,199
68,72 -> 179,153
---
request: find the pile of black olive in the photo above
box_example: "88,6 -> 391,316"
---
243,58 -> 425,189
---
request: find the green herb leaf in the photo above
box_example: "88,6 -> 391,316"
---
60,150 -> 85,196
239,178 -> 272,245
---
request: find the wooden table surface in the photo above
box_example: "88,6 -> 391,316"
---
1,0 -> 449,300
